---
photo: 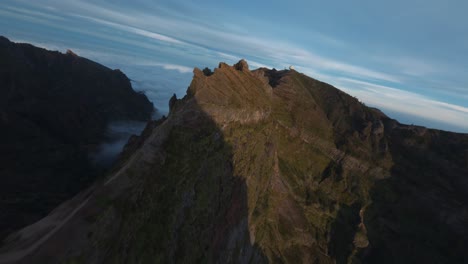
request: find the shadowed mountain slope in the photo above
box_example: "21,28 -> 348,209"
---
0,37 -> 153,241
1,60 -> 467,264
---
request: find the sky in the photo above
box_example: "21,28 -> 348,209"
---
0,0 -> 467,133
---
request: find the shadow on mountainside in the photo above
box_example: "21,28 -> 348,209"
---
126,96 -> 266,263
362,126 -> 468,263
84,92 -> 268,263
273,68 -> 468,263
0,89 -> 267,264
0,36 -> 153,242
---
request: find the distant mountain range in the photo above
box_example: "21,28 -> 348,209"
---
0,41 -> 467,263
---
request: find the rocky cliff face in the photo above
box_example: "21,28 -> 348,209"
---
1,60 -> 467,264
0,37 -> 153,241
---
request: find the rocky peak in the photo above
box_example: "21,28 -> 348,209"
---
66,49 -> 78,57
234,59 -> 249,71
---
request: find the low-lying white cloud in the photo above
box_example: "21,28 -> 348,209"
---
135,62 -> 193,73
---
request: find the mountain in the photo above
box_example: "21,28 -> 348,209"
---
1,60 -> 467,264
0,37 -> 153,242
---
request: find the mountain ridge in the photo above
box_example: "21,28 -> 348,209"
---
1,59 -> 467,263
0,36 -> 154,242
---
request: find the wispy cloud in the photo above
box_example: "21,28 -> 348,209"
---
383,56 -> 440,77
72,15 -> 185,45
70,49 -> 193,74
3,0 -> 467,132
19,0 -> 400,84
3,5 -> 64,21
7,37 -> 194,76
0,8 -> 55,26
335,77 -> 468,131
134,62 -> 193,73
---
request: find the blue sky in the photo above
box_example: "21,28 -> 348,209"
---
1,0 -> 467,132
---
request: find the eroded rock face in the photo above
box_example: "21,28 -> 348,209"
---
233,59 -> 249,72
2,60 -> 467,264
0,37 -> 153,241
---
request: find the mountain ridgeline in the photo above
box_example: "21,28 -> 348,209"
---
1,59 -> 467,264
0,37 -> 153,242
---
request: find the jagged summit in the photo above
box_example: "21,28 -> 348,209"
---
234,59 -> 249,71
66,49 -> 78,57
1,60 -> 467,264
